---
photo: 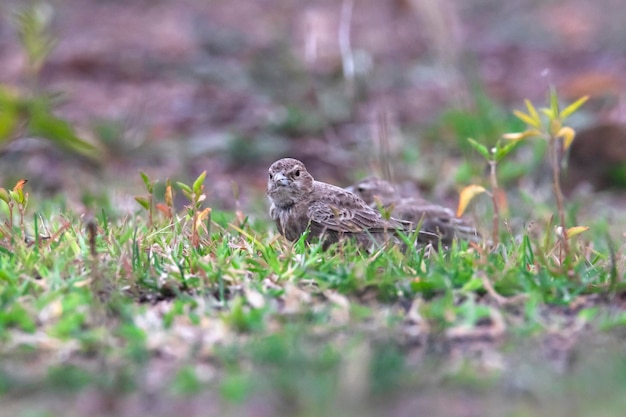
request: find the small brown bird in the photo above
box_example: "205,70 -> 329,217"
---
267,158 -> 434,249
346,177 -> 480,245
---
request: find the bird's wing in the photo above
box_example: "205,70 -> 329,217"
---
308,182 -> 404,233
394,198 -> 481,241
394,198 -> 456,220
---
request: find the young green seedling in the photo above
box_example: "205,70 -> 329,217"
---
503,89 -> 588,268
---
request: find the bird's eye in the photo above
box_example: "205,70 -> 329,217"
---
294,170 -> 300,177
357,186 -> 365,192
269,173 -> 273,180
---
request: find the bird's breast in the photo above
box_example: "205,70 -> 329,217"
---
271,204 -> 309,241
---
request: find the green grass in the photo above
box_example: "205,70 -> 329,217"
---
0,177 -> 624,416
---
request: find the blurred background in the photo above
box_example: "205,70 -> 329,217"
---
0,0 -> 625,223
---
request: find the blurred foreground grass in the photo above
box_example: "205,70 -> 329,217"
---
0,170 -> 624,416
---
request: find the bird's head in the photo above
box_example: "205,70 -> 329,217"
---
347,176 -> 398,206
267,158 -> 314,208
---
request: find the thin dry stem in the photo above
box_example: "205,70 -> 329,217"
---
550,136 -> 569,264
480,273 -> 528,306
489,160 -> 500,246
7,202 -> 14,231
192,211 -> 199,248
377,110 -> 392,182
339,0 -> 355,88
18,206 -> 25,236
148,193 -> 154,228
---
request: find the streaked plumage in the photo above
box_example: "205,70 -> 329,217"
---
346,176 -> 480,245
267,158 -> 434,249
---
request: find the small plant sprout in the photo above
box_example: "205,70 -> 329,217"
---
155,178 -> 175,222
0,179 -> 30,237
459,138 -> 518,246
13,2 -> 56,89
502,89 -> 589,266
135,171 -> 156,227
0,4 -> 99,160
177,171 -> 211,249
136,175 -> 176,227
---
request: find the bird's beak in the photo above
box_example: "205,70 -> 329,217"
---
273,172 -> 289,187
